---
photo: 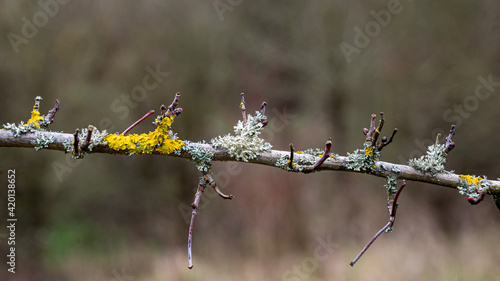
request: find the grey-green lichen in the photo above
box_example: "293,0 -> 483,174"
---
78,127 -> 108,152
63,139 -> 73,153
34,134 -> 55,151
457,174 -> 489,199
211,111 -> 272,162
2,122 -> 39,137
182,141 -> 214,173
384,176 -> 398,197
408,144 -> 451,175
391,165 -> 401,173
345,143 -> 380,172
275,153 -> 317,172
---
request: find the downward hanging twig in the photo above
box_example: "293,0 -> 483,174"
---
188,175 -> 208,269
350,181 -> 407,267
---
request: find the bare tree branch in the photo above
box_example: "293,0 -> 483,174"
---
1,128 -> 499,196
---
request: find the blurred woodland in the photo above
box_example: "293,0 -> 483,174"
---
1,1 -> 500,280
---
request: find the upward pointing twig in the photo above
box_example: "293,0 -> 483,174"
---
240,93 -> 247,123
121,110 -> 155,135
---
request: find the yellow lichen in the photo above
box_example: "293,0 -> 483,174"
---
364,146 -> 374,156
104,116 -> 184,155
27,107 -> 44,128
459,175 -> 483,187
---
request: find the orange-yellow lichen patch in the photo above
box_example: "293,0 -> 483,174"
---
459,175 -> 483,187
104,116 -> 184,155
27,107 -> 44,128
364,146 -> 374,157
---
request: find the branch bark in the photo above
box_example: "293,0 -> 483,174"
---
1,129 -> 499,195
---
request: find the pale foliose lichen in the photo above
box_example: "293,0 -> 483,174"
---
457,174 -> 490,199
78,127 -> 108,153
182,141 -> 214,173
391,165 -> 401,173
34,134 -> 55,151
384,176 -> 398,196
63,139 -> 74,153
345,142 -> 380,172
408,144 -> 451,175
211,111 -> 272,162
275,153 -> 317,172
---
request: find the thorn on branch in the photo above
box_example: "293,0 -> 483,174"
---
206,173 -> 234,199
73,128 -> 80,156
121,110 -> 155,135
188,175 -> 208,269
350,181 -> 406,267
80,125 -> 94,152
44,99 -> 60,125
240,93 -> 247,123
312,138 -> 332,170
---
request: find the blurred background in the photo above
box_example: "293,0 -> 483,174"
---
1,0 -> 500,280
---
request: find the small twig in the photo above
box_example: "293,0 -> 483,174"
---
44,99 -> 60,125
261,102 -> 268,127
350,181 -> 406,267
435,133 -> 441,147
365,114 -> 377,144
240,93 -> 247,123
377,128 -> 398,151
350,222 -> 391,267
166,92 -> 181,117
160,104 -> 167,117
312,138 -> 332,170
34,96 -> 42,110
289,143 -> 295,169
188,176 -> 208,269
206,173 -> 234,199
73,128 -> 80,155
121,110 -> 155,135
444,124 -> 456,154
260,101 -> 267,115
80,125 -> 94,151
373,112 -> 384,144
